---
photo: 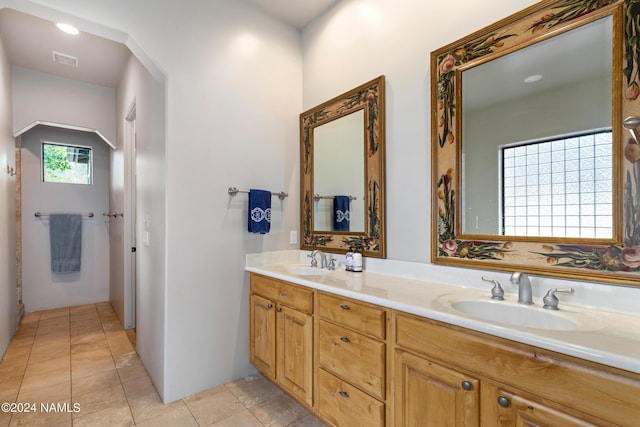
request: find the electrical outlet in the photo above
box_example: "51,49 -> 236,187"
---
290,230 -> 297,245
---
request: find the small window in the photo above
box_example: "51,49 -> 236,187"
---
42,143 -> 92,185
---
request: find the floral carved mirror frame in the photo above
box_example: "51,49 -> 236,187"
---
431,0 -> 640,285
301,76 -> 386,258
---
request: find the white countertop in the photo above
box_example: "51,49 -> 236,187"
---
246,251 -> 640,375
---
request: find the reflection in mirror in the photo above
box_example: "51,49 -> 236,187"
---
461,16 -> 613,238
313,109 -> 365,232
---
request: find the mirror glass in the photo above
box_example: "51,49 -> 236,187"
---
313,109 -> 365,232
300,76 -> 386,258
461,16 -> 613,238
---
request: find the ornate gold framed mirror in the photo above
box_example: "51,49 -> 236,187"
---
431,0 -> 640,285
301,76 -> 386,258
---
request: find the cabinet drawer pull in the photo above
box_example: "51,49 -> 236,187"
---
338,391 -> 349,398
266,303 -> 273,310
276,307 -> 282,312
461,381 -> 472,391
339,337 -> 350,343
339,304 -> 350,310
498,396 -> 510,408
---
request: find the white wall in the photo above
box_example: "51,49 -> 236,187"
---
12,67 -> 117,144
8,0 -> 302,402
302,0 -> 538,262
20,126 -> 110,311
0,26 -> 17,358
115,52 -> 166,392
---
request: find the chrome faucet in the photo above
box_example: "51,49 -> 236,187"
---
309,250 -> 328,269
510,272 -> 533,305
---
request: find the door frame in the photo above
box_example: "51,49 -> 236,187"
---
124,100 -> 137,329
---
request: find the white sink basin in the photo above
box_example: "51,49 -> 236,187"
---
438,294 -> 601,331
285,265 -> 332,276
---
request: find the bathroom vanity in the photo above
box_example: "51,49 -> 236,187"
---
247,257 -> 640,426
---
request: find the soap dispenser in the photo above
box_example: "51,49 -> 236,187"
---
345,247 -> 354,271
352,247 -> 363,272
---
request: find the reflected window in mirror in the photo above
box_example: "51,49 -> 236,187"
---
499,129 -> 612,238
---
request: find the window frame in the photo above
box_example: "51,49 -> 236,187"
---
41,141 -> 94,186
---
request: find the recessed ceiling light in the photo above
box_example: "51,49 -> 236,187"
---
524,74 -> 542,83
56,23 -> 79,35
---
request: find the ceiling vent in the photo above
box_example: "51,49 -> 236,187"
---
52,51 -> 78,68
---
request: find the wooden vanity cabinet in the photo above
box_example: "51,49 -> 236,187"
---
393,311 -> 640,427
249,274 -> 314,406
317,292 -> 389,427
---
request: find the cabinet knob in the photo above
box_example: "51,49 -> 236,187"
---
266,303 -> 273,310
339,337 -> 350,343
276,307 -> 282,312
339,304 -> 350,310
338,391 -> 349,398
461,381 -> 472,391
498,396 -> 510,408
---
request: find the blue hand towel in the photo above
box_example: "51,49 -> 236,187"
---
248,189 -> 272,234
333,195 -> 350,231
49,214 -> 82,273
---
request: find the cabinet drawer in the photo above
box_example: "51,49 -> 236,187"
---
319,320 -> 385,399
318,368 -> 385,427
250,274 -> 313,314
318,292 -> 386,339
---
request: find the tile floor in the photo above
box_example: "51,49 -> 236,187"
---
0,302 -> 326,426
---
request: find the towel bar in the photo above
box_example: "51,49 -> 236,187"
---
35,212 -> 94,218
313,194 -> 357,201
228,187 -> 288,200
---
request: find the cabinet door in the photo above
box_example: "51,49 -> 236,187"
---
484,385 -> 603,427
395,350 -> 480,427
277,305 -> 314,406
250,293 -> 276,379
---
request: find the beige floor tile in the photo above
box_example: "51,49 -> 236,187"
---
287,414 -> 327,427
71,369 -> 120,397
72,382 -> 127,417
249,393 -> 311,427
13,382 -> 72,427
0,411 -> 11,427
209,409 -> 264,427
225,374 -> 283,408
183,386 -> 245,426
0,371 -> 24,398
70,330 -> 106,347
72,404 -> 134,427
71,350 -> 116,381
134,401 -> 198,427
71,337 -> 110,355
20,356 -> 70,392
127,389 -> 182,425
105,331 -> 135,358
115,353 -> 149,382
8,410 -> 72,427
38,308 -> 69,320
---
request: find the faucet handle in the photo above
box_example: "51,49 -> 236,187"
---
307,253 -> 318,267
481,276 -> 505,300
543,288 -> 575,310
328,257 -> 336,271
